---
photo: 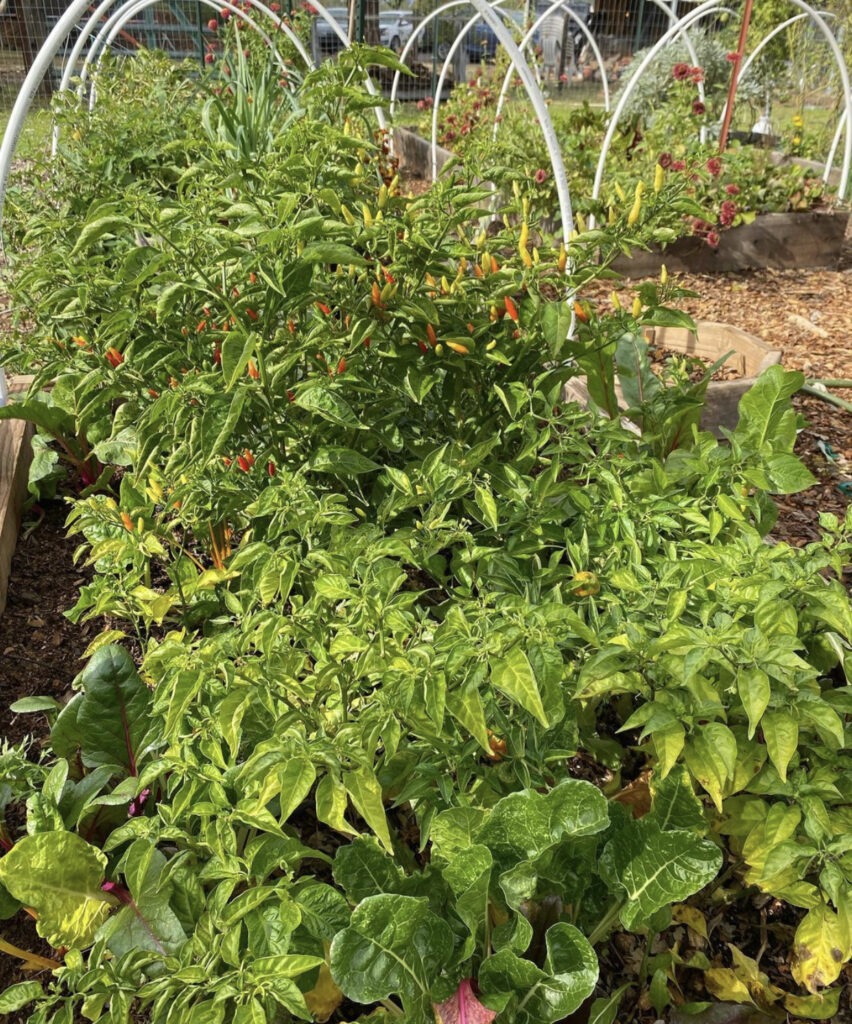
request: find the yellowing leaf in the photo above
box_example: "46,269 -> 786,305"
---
792,904 -> 849,992
305,961 -> 344,1023
784,987 -> 842,1020
703,968 -> 755,1005
490,646 -> 550,728
653,721 -> 685,778
433,978 -> 497,1024
343,766 -> 393,854
762,709 -> 798,783
671,904 -> 708,941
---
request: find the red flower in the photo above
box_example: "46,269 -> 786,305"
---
207,18 -> 218,31
706,157 -> 722,177
690,67 -> 704,83
720,199 -> 737,226
725,183 -> 740,195
692,100 -> 706,115
671,159 -> 686,171
204,52 -> 215,64
726,51 -> 739,62
534,168 -> 548,184
706,231 -> 721,248
672,62 -> 691,81
658,152 -> 673,169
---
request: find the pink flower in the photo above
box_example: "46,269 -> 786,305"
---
671,159 -> 686,172
534,168 -> 548,184
204,51 -> 215,63
706,157 -> 722,176
692,100 -> 706,115
719,200 -> 737,226
658,152 -> 673,169
707,231 -> 721,247
725,183 -> 740,195
726,51 -> 739,62
220,7 -> 231,18
690,67 -> 704,83
672,62 -> 691,81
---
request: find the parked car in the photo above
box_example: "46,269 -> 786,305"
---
379,10 -> 415,52
312,6 -> 350,56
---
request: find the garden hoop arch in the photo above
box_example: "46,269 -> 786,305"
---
589,0 -> 734,229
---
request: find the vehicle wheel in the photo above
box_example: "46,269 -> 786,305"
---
390,35 -> 401,53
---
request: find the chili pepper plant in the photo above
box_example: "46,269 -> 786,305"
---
0,33 -> 850,1024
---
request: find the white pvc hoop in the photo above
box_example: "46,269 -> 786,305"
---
727,7 -> 849,195
493,1 -> 611,138
589,0 -> 731,228
429,4 -> 543,181
83,0 -> 302,114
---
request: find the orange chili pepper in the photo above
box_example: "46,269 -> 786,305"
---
247,359 -> 259,379
504,296 -> 519,323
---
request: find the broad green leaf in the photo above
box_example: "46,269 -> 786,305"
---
446,680 -> 491,754
308,447 -> 380,476
478,923 -> 598,1022
0,981 -> 45,1014
737,667 -> 771,740
600,820 -> 722,930
587,983 -> 631,1024
649,768 -> 705,833
294,386 -> 361,428
762,709 -> 798,782
652,720 -> 685,778
442,845 -> 493,957
71,215 -> 132,254
333,838 -> 403,903
315,774 -> 358,839
72,645 -> 154,774
430,807 -> 488,862
329,895 -> 454,1008
683,723 -> 737,811
477,781 -> 609,869
221,331 -> 257,389
764,453 -> 817,494
792,904 -> 849,992
98,840 -> 186,957
0,832 -> 113,949
490,646 -> 550,728
734,366 -> 804,452
473,484 -> 499,531
277,757 -> 316,824
300,241 -> 368,265
9,696 -> 60,714
615,332 -> 661,410
343,766 -> 393,854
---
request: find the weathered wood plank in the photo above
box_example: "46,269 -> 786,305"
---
612,211 -> 849,277
0,376 -> 35,618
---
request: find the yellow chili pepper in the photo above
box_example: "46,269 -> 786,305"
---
611,291 -> 622,311
446,341 -> 469,355
660,263 -> 668,285
519,223 -> 533,268
557,244 -> 567,273
632,296 -> 642,318
627,181 -> 645,227
654,162 -> 665,193
362,203 -> 373,228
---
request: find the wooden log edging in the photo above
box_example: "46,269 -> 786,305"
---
0,376 -> 34,618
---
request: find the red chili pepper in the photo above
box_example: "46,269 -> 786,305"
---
504,295 -> 519,323
267,460 -> 276,477
222,456 -> 232,467
337,357 -> 346,375
237,455 -> 251,473
286,389 -> 296,402
417,340 -> 429,353
316,302 -> 332,316
246,307 -> 258,321
213,345 -> 222,365
232,286 -> 240,298
105,347 -> 124,368
426,324 -> 437,347
363,336 -> 371,348
148,388 -> 159,398
249,271 -> 257,285
382,268 -> 395,283
242,449 -> 255,467
196,319 -> 207,333
288,319 -> 297,333
371,281 -> 383,308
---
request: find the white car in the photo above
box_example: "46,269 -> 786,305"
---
379,10 -> 415,52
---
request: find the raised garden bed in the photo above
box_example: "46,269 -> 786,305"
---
0,376 -> 33,617
612,209 -> 850,277
565,320 -> 782,435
